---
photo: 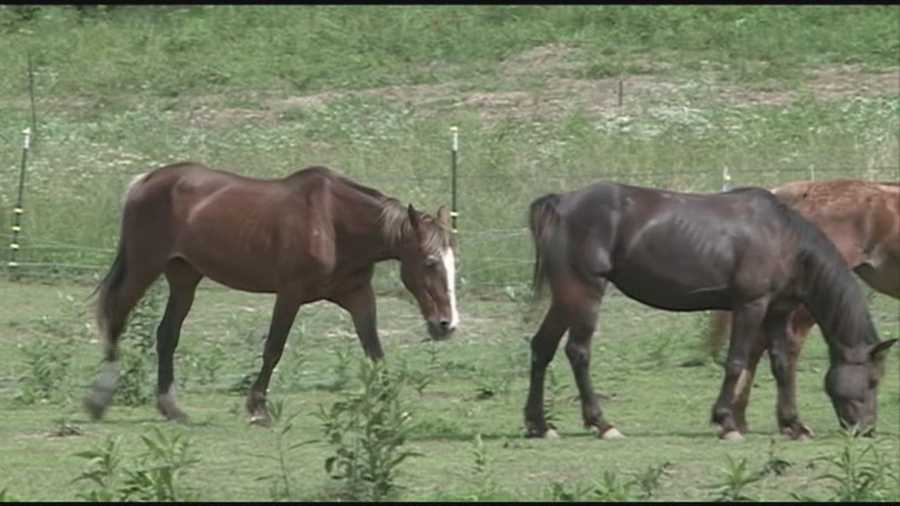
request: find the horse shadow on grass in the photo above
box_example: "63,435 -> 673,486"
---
406,425 -> 723,443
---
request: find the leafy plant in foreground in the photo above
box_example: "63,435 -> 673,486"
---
815,427 -> 898,502
708,455 -> 763,502
73,427 -> 199,502
316,359 -> 421,501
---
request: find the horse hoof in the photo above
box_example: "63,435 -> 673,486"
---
601,427 -> 625,440
249,414 -> 272,427
720,430 -> 744,442
799,424 -> 815,439
158,403 -> 189,424
784,426 -> 815,441
525,429 -> 558,439
165,411 -> 190,424
83,396 -> 107,421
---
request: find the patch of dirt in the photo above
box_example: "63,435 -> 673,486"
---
274,91 -> 344,110
498,42 -> 582,78
183,43 -> 899,129
807,64 -> 899,99
47,423 -> 83,438
265,82 -> 459,114
188,105 -> 278,129
712,64 -> 898,109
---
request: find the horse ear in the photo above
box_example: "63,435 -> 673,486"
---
870,339 -> 898,363
436,206 -> 451,228
408,204 -> 420,229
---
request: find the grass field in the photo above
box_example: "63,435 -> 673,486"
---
0,5 -> 898,501
0,6 -> 898,288
0,278 -> 897,501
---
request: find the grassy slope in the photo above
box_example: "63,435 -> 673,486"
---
0,6 -> 898,501
1,6 -> 897,96
0,6 -> 897,288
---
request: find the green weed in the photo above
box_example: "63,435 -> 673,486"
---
316,359 -> 421,501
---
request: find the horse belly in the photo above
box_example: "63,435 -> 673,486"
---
173,222 -> 284,293
610,244 -> 735,311
855,259 -> 900,298
612,272 -> 733,311
177,248 -> 281,293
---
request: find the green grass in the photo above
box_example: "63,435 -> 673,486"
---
1,6 -> 897,96
0,278 -> 897,501
4,93 -> 896,289
0,6 -> 898,500
0,6 -> 897,289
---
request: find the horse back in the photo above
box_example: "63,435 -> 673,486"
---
121,162 -> 342,292
556,183 -> 796,309
772,179 -> 900,267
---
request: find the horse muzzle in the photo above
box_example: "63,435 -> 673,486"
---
427,319 -> 455,340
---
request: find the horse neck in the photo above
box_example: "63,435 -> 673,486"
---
332,188 -> 410,262
796,242 -> 879,359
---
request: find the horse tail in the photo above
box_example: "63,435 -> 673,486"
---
90,172 -> 147,345
528,193 -> 564,300
92,239 -> 126,343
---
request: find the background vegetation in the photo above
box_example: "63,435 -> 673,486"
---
0,5 -> 897,501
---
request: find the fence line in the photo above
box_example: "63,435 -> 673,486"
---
17,242 -> 115,253
8,261 -> 106,270
4,58 -> 898,291
7,163 -> 899,290
246,165 -> 896,187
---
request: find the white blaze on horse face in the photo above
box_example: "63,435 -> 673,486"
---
441,246 -> 459,329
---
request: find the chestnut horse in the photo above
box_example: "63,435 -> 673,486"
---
524,182 -> 896,442
705,179 -> 900,435
84,161 -> 459,426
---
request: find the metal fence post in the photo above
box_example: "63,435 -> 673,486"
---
9,127 -> 32,279
450,126 -> 459,238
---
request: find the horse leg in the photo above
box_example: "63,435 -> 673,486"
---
710,299 -> 768,441
331,281 -> 383,360
731,329 -> 768,434
732,304 -> 815,433
246,292 -> 302,427
84,258 -> 163,420
564,295 -> 620,439
523,302 -> 569,438
767,307 -> 815,440
787,305 -> 815,346
155,259 -> 202,422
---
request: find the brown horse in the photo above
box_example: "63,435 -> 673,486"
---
84,161 -> 459,426
524,182 -> 896,442
705,179 -> 900,435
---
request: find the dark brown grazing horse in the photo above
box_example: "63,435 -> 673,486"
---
84,161 -> 459,426
524,182 -> 896,442
705,179 -> 900,436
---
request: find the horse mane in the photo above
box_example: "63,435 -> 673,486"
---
378,199 -> 451,253
307,167 -> 450,253
773,196 -> 880,350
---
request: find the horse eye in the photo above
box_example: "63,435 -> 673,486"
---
425,256 -> 439,268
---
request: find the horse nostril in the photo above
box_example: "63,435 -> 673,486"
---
439,320 -> 450,330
